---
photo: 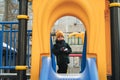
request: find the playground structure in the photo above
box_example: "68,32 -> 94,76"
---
31,0 -> 111,80
0,0 -> 120,80
0,22 -> 32,79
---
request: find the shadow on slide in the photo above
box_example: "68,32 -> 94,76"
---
40,57 -> 99,80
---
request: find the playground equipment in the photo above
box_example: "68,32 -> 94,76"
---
31,0 -> 111,80
68,32 -> 85,44
40,32 -> 99,80
40,57 -> 98,80
0,22 -> 31,79
1,0 -> 120,80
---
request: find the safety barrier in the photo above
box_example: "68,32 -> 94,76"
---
0,22 -> 31,73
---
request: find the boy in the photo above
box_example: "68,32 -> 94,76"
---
52,30 -> 72,73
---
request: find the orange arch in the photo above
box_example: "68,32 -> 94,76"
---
31,0 -> 108,80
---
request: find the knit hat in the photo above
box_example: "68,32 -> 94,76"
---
56,30 -> 64,38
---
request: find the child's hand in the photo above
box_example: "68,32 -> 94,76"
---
60,47 -> 68,53
64,48 -> 68,51
60,47 -> 65,51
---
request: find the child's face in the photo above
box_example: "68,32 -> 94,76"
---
57,36 -> 64,41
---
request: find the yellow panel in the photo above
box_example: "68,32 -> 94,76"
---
31,0 -> 110,80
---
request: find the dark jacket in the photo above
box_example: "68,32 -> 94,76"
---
52,40 -> 72,65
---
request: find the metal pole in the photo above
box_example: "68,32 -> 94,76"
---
110,0 -> 120,80
17,0 -> 28,80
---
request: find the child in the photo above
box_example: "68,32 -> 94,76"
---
52,30 -> 72,73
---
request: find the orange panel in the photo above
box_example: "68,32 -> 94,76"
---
31,0 -> 110,80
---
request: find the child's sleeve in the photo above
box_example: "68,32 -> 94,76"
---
66,43 -> 72,54
52,44 -> 61,56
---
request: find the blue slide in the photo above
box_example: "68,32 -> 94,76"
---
40,57 -> 99,80
40,32 -> 99,80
